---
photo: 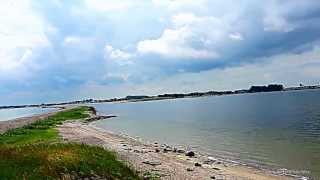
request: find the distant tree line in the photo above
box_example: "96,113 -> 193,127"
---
8,83 -> 320,109
248,84 -> 284,93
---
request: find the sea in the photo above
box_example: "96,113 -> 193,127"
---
93,90 -> 320,179
0,107 -> 53,121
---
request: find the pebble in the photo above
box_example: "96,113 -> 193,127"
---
186,168 -> 194,172
204,157 -> 216,165
195,162 -> 202,167
163,148 -> 171,153
186,151 -> 195,157
143,160 -> 162,166
212,167 -> 220,171
177,149 -> 185,153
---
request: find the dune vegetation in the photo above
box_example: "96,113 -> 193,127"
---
0,106 -> 140,179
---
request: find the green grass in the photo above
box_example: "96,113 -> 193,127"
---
0,106 -> 90,146
0,106 -> 140,179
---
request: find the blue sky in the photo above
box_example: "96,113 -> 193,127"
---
1,0 -> 320,105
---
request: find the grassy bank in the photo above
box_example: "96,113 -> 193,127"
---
0,106 -> 140,179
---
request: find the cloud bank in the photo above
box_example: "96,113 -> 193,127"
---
1,0 -> 320,105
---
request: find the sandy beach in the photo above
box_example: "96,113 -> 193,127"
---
0,107 -> 298,179
57,109 -> 297,180
58,121 -> 297,179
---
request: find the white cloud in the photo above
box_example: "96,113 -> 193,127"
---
0,0 -> 50,76
64,36 -> 82,44
62,36 -> 97,62
138,27 -> 218,59
104,45 -> 133,60
263,14 -> 294,32
262,1 -> 295,32
229,32 -> 244,41
152,0 -> 208,11
103,72 -> 130,81
63,36 -> 96,50
172,13 -> 209,27
85,0 -> 134,12
137,13 -> 232,59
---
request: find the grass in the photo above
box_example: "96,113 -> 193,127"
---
0,106 -> 90,146
0,106 -> 140,179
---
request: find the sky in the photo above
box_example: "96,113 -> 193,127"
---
1,0 -> 320,105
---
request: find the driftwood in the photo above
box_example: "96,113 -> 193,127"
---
84,115 -> 117,123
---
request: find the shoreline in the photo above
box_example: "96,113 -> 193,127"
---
0,110 -> 59,134
0,106 -> 306,179
92,125 -> 308,179
0,105 -> 79,134
1,87 -> 319,111
0,106 -> 140,179
58,110 -> 300,179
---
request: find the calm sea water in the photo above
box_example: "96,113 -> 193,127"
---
0,108 -> 53,121
93,90 -> 320,179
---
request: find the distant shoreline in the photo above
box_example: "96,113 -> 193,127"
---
1,84 -> 319,110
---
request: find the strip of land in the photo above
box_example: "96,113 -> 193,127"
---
1,84 -> 319,110
0,106 -> 299,179
0,106 -> 140,179
0,109 -> 61,134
